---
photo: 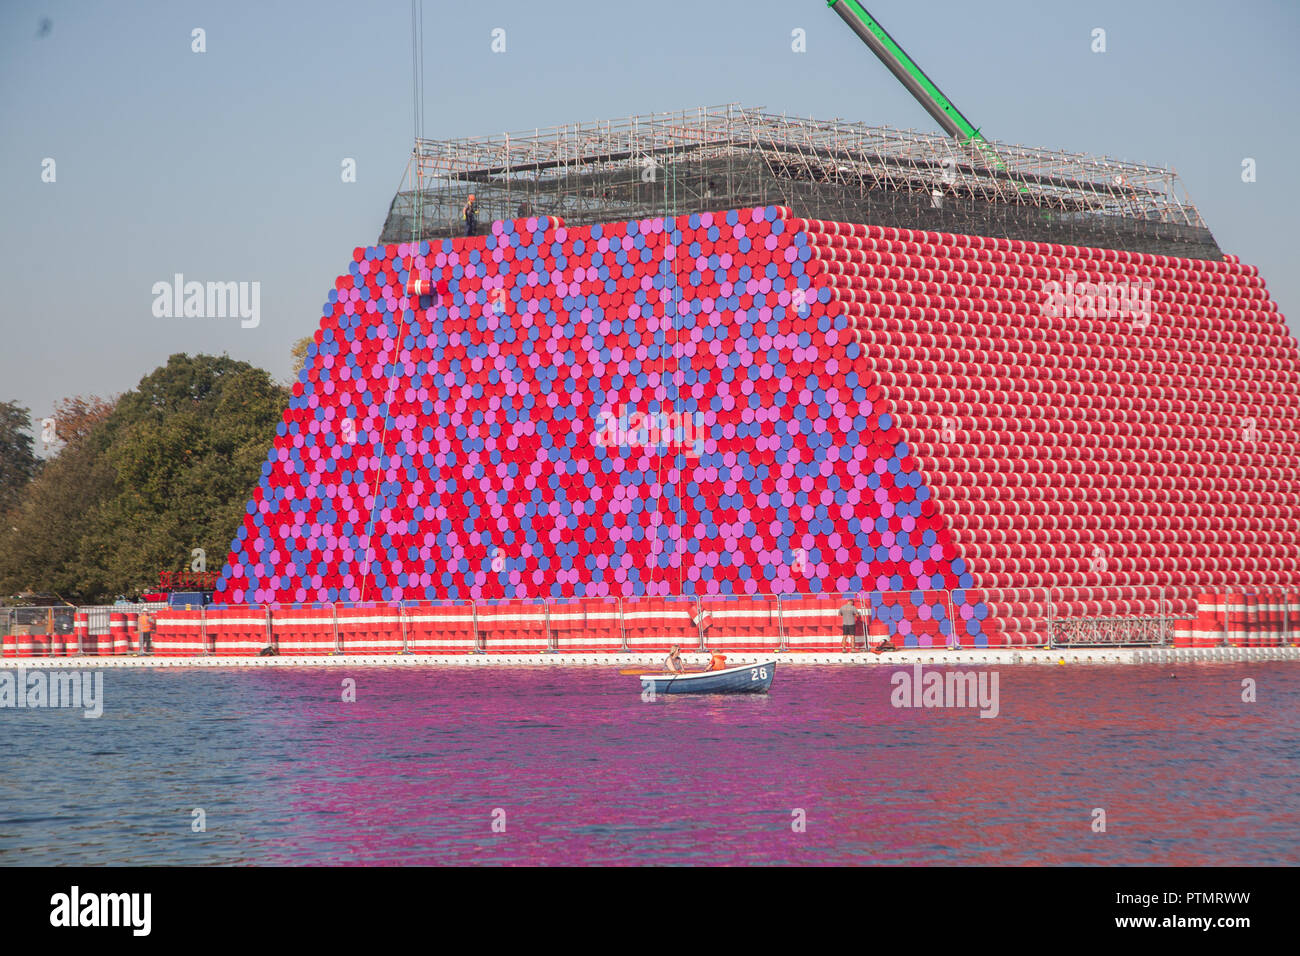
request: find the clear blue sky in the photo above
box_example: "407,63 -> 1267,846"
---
3,0 -> 1297,450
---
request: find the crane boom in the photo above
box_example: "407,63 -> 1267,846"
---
827,0 -> 982,142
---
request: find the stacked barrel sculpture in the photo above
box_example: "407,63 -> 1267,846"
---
209,206 -> 1300,647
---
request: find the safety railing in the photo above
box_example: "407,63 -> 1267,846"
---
6,586 -> 1298,658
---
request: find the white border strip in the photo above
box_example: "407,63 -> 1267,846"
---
6,647 -> 1299,668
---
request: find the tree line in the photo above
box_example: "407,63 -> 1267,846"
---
0,353 -> 292,604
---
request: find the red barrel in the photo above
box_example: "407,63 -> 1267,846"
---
1288,591 -> 1300,645
1245,593 -> 1260,647
1225,593 -> 1248,647
1171,619 -> 1194,647
14,633 -> 41,657
72,612 -> 89,656
125,612 -> 139,653
107,612 -> 126,656
1265,592 -> 1283,647
1258,593 -> 1274,646
1193,593 -> 1224,647
0,634 -> 14,658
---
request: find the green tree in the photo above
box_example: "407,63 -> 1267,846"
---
290,334 -> 314,381
0,401 -> 39,518
0,355 -> 289,602
0,420 -> 115,599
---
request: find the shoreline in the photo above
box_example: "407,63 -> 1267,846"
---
5,646 -> 1298,668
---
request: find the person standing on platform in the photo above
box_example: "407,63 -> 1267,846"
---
840,599 -> 859,652
138,609 -> 154,655
462,194 -> 479,237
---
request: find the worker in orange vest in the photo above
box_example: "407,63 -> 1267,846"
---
138,609 -> 155,654
463,194 -> 479,237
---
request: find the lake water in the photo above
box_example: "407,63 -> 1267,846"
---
1,663 -> 1296,865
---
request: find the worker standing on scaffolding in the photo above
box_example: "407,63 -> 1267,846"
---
462,193 -> 479,237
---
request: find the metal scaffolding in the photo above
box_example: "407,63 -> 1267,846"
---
380,104 -> 1220,259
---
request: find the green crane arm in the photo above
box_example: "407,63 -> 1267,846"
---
827,0 -> 982,142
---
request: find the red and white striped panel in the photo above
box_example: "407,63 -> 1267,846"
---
153,611 -> 207,657
622,599 -> 698,652
1259,592 -> 1284,647
477,602 -> 549,653
700,596 -> 780,652
580,598 -> 624,652
779,597 -> 842,651
546,601 -> 588,651
1225,594 -> 1249,647
405,605 -> 477,654
1287,591 -> 1300,645
206,609 -> 268,656
337,607 -> 403,654
1194,592 -> 1225,647
272,608 -> 336,656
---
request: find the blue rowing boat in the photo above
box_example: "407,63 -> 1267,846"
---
639,660 -> 776,695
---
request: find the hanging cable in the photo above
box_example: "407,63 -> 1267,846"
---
359,0 -> 423,603
410,0 -> 426,241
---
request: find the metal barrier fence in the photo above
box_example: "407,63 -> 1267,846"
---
7,587 -> 1294,654
81,604 -> 167,636
0,593 -> 927,655
1049,616 -> 1168,647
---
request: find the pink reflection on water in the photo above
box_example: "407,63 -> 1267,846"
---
227,664 -> 1300,865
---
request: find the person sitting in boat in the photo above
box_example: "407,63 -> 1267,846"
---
664,644 -> 684,674
707,650 -> 728,671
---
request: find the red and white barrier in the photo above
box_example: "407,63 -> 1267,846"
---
207,608 -> 268,656
271,609 -> 335,656
337,607 -> 404,654
404,605 -> 477,654
152,611 -> 207,657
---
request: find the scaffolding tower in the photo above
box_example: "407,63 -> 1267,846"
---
379,105 -> 1221,260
